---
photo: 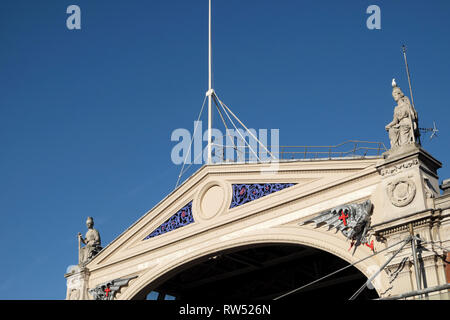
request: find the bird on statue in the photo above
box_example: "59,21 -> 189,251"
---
392,78 -> 397,87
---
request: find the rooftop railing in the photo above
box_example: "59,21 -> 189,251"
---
176,140 -> 388,187
277,140 -> 388,160
213,140 -> 388,162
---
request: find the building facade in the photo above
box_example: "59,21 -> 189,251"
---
65,83 -> 449,300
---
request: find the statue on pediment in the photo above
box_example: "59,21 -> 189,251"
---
385,79 -> 420,149
78,217 -> 102,265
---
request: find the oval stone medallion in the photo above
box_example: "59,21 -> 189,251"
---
199,185 -> 225,220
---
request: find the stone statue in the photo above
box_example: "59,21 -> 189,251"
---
78,217 -> 102,265
385,79 -> 420,149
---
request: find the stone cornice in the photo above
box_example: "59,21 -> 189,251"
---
377,146 -> 442,179
372,209 -> 447,240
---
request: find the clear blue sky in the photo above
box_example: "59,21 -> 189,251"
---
0,0 -> 449,299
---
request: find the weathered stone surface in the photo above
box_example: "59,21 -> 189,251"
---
78,217 -> 102,266
385,80 -> 420,152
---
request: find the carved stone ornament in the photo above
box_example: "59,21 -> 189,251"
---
380,159 -> 419,177
387,177 -> 416,207
68,288 -> 80,300
423,177 -> 438,199
300,200 -> 373,254
88,276 -> 137,300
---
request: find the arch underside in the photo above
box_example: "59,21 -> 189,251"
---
128,237 -> 382,300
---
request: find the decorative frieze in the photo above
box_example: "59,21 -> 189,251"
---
380,159 -> 419,177
144,202 -> 194,240
230,183 -> 296,208
373,211 -> 440,241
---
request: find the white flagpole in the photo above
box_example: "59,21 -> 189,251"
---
402,44 -> 420,144
207,0 -> 213,165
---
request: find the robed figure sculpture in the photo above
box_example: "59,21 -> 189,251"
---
78,217 -> 102,266
385,79 -> 420,149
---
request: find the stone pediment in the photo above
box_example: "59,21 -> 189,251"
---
85,158 -> 380,273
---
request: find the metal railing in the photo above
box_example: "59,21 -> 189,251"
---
278,140 -> 387,160
176,140 -> 388,187
213,140 -> 388,162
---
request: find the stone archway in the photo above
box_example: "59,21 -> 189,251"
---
119,228 -> 388,300
66,117 -> 448,301
135,242 -> 380,300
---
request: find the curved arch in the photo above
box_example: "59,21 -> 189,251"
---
120,227 -> 389,300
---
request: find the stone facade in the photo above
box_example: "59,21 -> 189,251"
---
64,265 -> 91,300
372,146 -> 448,298
64,150 -> 449,300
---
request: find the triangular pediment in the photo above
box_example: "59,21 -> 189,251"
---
86,158 -> 380,271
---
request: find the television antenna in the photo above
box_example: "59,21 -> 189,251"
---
419,121 -> 439,141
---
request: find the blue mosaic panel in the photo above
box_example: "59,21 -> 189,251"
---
144,201 -> 194,240
230,183 -> 296,208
